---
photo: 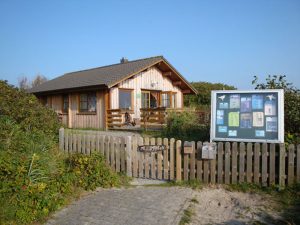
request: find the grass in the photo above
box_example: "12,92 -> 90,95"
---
179,205 -> 194,225
141,179 -> 203,189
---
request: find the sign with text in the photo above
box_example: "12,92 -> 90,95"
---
202,142 -> 216,159
138,145 -> 165,152
211,90 -> 284,143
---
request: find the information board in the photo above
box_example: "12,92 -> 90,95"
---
210,90 -> 284,143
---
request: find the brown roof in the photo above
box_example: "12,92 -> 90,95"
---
28,56 -> 197,94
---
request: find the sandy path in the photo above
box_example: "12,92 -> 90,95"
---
189,187 -> 282,225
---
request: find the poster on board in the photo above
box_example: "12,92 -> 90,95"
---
210,90 -> 284,143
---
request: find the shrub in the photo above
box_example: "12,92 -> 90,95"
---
163,110 -> 210,141
67,153 -> 120,190
0,80 -> 60,138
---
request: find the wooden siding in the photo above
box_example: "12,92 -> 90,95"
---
110,66 -> 183,119
45,91 -> 105,129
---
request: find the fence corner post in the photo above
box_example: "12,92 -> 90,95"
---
279,143 -> 286,188
59,127 -> 64,151
126,136 -> 132,177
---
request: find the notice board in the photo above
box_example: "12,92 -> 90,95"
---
210,90 -> 284,143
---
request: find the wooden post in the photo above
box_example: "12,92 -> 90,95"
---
150,138 -> 156,179
157,138 -> 163,179
138,137 -> 144,178
254,143 -> 260,184
269,144 -> 276,185
144,137 -> 150,178
217,142 -> 224,184
279,143 -> 286,187
196,141 -> 202,182
224,142 -> 230,184
190,141 -> 196,180
59,128 -> 64,151
261,143 -> 268,187
246,143 -> 253,183
176,140 -> 182,181
169,138 -> 175,180
231,142 -> 237,184
163,138 -> 169,180
288,144 -> 295,185
239,143 -> 245,183
126,136 -> 132,177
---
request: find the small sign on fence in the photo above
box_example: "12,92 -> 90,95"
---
138,145 -> 166,152
202,142 -> 217,159
183,141 -> 193,154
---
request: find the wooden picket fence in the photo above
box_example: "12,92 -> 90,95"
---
59,128 -> 300,187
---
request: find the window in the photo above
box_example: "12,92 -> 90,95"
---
119,89 -> 132,110
141,91 -> 150,108
62,94 -> 69,113
171,92 -> 177,108
79,92 -> 96,112
161,92 -> 171,108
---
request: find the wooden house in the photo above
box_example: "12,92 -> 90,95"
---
29,56 -> 197,129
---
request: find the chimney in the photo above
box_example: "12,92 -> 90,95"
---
120,57 -> 128,63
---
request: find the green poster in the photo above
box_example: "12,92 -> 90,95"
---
228,112 -> 239,127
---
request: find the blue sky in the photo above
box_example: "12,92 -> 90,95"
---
0,0 -> 299,89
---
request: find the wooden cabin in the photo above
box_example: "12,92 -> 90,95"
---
29,56 -> 197,129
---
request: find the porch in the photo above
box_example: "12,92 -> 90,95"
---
106,107 -> 210,130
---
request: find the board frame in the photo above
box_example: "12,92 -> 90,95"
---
210,89 -> 284,143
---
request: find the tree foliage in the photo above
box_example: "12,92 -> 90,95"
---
0,80 -> 59,137
18,74 -> 48,90
184,81 -> 236,107
252,75 -> 300,138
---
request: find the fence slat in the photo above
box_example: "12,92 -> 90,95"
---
183,142 -> 189,181
150,138 -> 156,179
126,136 -> 132,177
297,144 -> 300,183
217,142 -> 224,184
120,137 -> 126,172
224,142 -> 230,184
163,138 -> 169,180
91,135 -> 95,154
269,144 -> 276,185
288,144 -> 295,185
190,141 -> 196,180
115,137 -> 120,173
138,137 -> 144,178
157,138 -> 163,179
59,128 -> 64,151
169,138 -> 175,180
231,142 -> 237,184
254,143 -> 260,184
203,159 -> 209,184
110,137 -> 115,170
261,143 -> 268,186
279,144 -> 286,187
246,143 -> 253,183
86,134 -> 91,155
132,137 -> 138,177
100,135 -> 105,156
210,153 -> 216,184
239,143 -> 245,183
176,140 -> 182,181
197,142 -> 202,182
105,136 -> 109,163
144,137 -> 150,178
78,134 -> 82,153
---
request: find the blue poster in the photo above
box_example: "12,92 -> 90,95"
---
241,97 -> 251,112
218,126 -> 227,132
252,95 -> 263,109
219,102 -> 229,109
217,110 -> 224,125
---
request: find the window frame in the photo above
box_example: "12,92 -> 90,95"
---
161,91 -> 172,108
118,88 -> 134,110
62,94 -> 69,113
78,92 -> 97,113
141,91 -> 150,109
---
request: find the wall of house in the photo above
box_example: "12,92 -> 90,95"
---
109,66 -> 183,119
44,90 -> 105,129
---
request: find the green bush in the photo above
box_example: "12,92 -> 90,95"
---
67,153 -> 120,190
0,80 -> 60,138
163,110 -> 210,141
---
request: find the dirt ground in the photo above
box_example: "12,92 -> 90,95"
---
189,187 -> 283,225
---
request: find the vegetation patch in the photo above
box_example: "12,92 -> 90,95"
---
0,81 -> 124,224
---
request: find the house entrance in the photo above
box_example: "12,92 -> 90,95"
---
141,90 -> 161,108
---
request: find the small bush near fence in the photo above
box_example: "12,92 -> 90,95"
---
163,110 -> 210,141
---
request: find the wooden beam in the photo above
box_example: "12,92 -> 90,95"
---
162,71 -> 172,76
172,81 -> 182,86
182,90 -> 191,94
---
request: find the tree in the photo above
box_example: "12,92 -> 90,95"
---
18,74 -> 48,90
184,81 -> 236,107
252,75 -> 300,138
